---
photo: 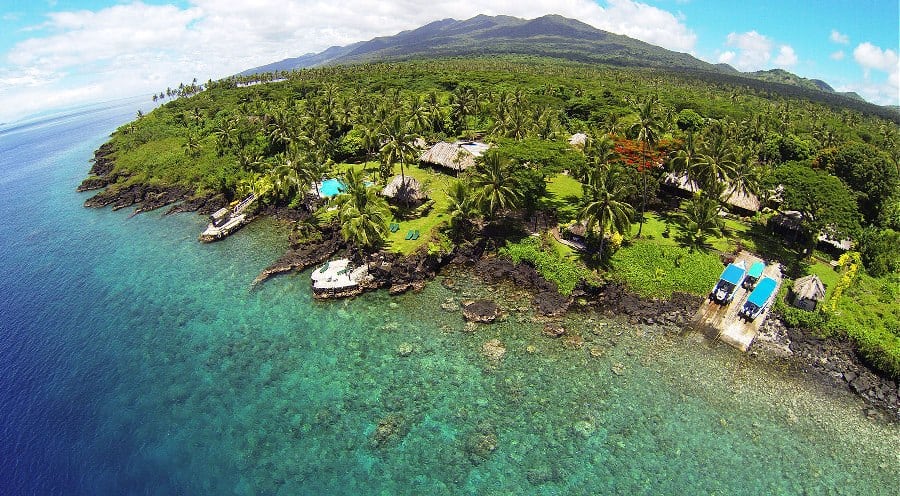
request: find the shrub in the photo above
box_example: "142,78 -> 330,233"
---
499,237 -> 591,295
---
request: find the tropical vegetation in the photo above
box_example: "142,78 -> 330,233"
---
89,55 -> 900,377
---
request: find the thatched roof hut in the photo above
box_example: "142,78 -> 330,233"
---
722,187 -> 760,214
662,172 -> 700,194
419,141 -> 489,172
661,172 -> 759,214
381,175 -> 426,203
568,133 -> 588,148
790,274 -> 826,311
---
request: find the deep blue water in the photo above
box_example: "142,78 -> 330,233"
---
1,101 -> 898,495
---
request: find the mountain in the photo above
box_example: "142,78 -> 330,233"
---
238,14 -> 876,109
750,69 -> 834,92
240,14 -> 718,75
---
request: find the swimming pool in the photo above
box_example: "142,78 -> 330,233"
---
319,178 -> 346,197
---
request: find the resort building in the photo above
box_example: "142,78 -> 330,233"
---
381,175 -> 427,205
789,274 -> 826,311
660,172 -> 760,216
419,141 -> 490,173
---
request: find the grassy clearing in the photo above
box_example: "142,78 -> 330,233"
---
808,259 -> 840,300
610,240 -> 723,299
543,173 -> 582,221
829,272 -> 900,377
334,162 -> 458,255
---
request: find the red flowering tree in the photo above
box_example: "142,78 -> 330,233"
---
613,138 -> 671,173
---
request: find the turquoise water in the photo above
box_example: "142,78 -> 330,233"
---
319,178 -> 346,197
1,101 -> 898,495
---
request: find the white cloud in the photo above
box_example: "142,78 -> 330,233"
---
773,45 -> 797,67
829,29 -> 849,44
721,31 -> 772,70
718,30 -> 799,72
848,42 -> 899,105
830,50 -> 845,61
717,50 -> 735,65
835,80 -> 899,106
0,0 -> 699,122
853,42 -> 899,73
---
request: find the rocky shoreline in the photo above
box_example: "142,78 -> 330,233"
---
79,145 -> 898,423
252,228 -> 898,421
78,144 -> 225,216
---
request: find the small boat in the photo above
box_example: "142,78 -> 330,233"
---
739,277 -> 778,321
711,261 -> 747,304
743,261 -> 765,289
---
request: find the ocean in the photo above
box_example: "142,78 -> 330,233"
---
0,99 -> 897,495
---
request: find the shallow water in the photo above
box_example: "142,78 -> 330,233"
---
1,101 -> 897,495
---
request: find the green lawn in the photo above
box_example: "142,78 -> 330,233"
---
543,173 -> 582,221
808,259 -> 840,300
333,162 -> 458,255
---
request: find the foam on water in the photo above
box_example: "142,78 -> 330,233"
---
0,101 -> 897,495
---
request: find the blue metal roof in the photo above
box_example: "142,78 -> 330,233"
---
748,261 -> 765,278
747,277 -> 777,307
719,262 -> 747,285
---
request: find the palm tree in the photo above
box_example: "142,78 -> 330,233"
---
694,122 -> 738,199
470,151 -> 522,220
331,168 -> 389,252
379,113 -> 417,199
445,180 -> 478,240
673,195 -> 725,252
450,86 -> 476,133
581,133 -> 618,183
629,95 -> 663,236
668,132 -> 700,193
406,94 -> 431,134
578,164 -> 634,259
183,133 -> 202,157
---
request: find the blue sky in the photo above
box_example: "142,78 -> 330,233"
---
0,0 -> 897,123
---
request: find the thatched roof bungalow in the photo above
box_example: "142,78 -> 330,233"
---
789,274 -> 826,311
660,172 -> 759,214
381,175 -> 426,204
419,141 -> 490,172
722,187 -> 760,215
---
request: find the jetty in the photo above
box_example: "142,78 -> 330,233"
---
691,251 -> 782,352
198,193 -> 256,243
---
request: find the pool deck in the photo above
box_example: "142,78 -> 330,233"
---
691,251 -> 783,352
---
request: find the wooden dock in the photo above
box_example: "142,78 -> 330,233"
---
198,193 -> 255,243
691,251 -> 782,352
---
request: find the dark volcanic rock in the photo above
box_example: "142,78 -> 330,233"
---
462,299 -> 501,323
77,142 -> 119,191
592,283 -> 700,328
84,183 -> 194,214
253,224 -> 345,286
785,325 -> 899,421
165,193 -> 226,215
472,256 -> 571,316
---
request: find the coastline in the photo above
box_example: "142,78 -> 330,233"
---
79,145 -> 899,423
